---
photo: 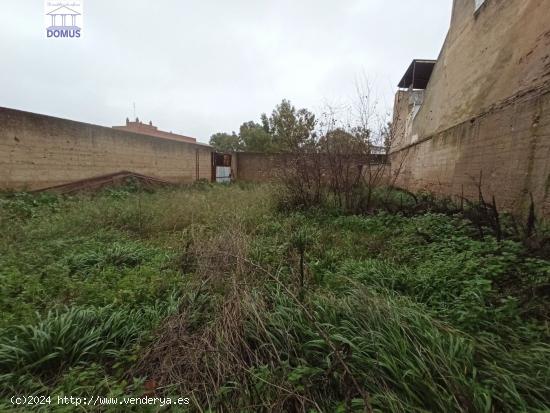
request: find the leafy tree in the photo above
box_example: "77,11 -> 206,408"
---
319,128 -> 361,152
263,99 -> 316,151
209,132 -> 242,152
239,121 -> 273,153
209,99 -> 316,153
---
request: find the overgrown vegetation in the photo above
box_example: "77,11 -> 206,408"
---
209,99 -> 317,153
1,184 -> 549,412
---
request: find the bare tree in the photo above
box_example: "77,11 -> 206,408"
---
278,75 -> 393,213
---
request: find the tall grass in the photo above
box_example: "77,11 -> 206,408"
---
1,184 -> 549,411
0,296 -> 179,396
135,214 -> 550,412
0,184 -> 275,402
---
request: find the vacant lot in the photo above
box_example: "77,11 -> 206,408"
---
1,184 -> 549,412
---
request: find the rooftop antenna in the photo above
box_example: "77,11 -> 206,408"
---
133,102 -> 136,119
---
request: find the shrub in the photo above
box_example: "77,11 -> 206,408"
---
0,297 -> 178,396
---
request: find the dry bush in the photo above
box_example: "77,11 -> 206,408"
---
278,79 -> 391,213
131,226 -> 261,409
279,139 -> 388,213
132,222 -> 372,412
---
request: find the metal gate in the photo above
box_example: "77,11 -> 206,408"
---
212,153 -> 233,183
216,166 -> 232,183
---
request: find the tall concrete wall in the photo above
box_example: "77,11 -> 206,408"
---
414,0 -> 550,138
235,153 -> 286,182
392,88 -> 550,217
0,107 -> 212,190
235,152 -> 390,184
391,0 -> 550,217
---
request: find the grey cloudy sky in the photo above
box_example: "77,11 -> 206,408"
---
0,1 -> 452,143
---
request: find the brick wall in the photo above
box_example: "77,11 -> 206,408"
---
413,0 -> 550,138
234,153 -> 287,182
235,152 -> 390,185
390,0 -> 550,218
391,88 -> 550,217
0,107 -> 212,190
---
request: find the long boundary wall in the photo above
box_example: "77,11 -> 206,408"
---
390,0 -> 550,218
235,152 -> 390,184
0,107 -> 212,190
235,152 -> 287,182
390,85 -> 550,217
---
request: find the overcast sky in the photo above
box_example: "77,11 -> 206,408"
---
0,1 -> 452,143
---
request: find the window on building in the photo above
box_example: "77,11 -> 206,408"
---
475,0 -> 486,11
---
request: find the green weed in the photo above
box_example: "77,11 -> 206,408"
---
1,185 -> 549,412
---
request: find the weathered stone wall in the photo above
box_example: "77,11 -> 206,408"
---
414,0 -> 550,138
390,0 -> 550,217
0,107 -> 212,190
391,88 -> 550,217
234,152 -> 287,182
235,152 -> 390,185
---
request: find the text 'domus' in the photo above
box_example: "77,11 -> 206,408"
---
44,1 -> 83,38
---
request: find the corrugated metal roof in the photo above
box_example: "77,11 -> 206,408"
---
398,59 -> 437,89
